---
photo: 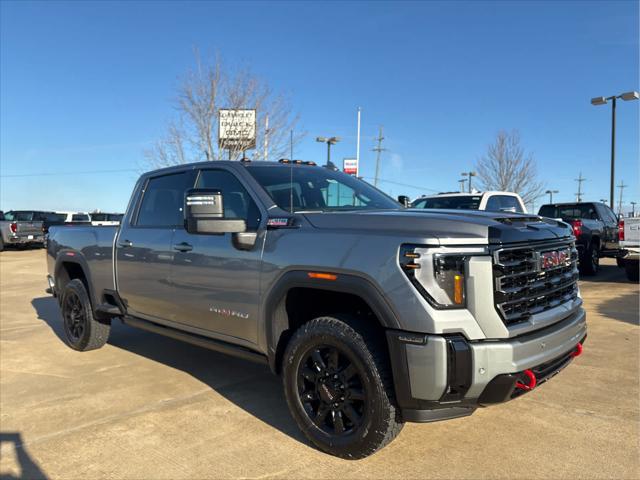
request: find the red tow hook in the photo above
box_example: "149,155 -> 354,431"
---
571,342 -> 583,358
515,369 -> 537,391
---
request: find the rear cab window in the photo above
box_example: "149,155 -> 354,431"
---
485,195 -> 524,213
412,196 -> 482,210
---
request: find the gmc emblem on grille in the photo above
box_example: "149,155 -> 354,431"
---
539,248 -> 571,271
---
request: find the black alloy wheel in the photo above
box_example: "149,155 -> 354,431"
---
63,290 -> 86,342
297,345 -> 368,436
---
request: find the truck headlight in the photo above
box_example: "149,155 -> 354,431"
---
400,245 -> 487,309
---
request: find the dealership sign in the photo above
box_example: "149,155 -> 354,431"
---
343,158 -> 358,176
218,109 -> 256,150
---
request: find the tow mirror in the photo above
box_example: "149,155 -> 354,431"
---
397,195 -> 410,207
184,189 -> 247,234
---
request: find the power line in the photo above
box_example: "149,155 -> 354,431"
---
0,168 -> 138,178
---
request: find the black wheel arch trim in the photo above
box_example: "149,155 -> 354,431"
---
54,251 -> 98,309
263,270 -> 402,373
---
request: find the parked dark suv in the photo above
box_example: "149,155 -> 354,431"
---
538,202 -> 621,275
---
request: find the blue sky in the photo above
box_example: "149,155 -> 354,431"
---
1,0 -> 638,213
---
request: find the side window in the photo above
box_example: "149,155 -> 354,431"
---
195,170 -> 262,230
137,172 -> 193,227
602,205 -> 618,224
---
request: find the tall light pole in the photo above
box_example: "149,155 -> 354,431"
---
461,171 -> 476,193
316,136 -> 340,166
631,201 -> 637,217
590,91 -> 639,209
545,189 -> 559,203
458,178 -> 467,192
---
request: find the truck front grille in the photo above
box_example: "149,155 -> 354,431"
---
493,241 -> 579,326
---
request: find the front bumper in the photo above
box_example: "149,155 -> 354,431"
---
387,308 -> 587,423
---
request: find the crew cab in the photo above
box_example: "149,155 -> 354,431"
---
538,202 -> 621,275
412,191 -> 527,214
46,161 -> 586,458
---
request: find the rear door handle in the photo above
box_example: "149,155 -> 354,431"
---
118,239 -> 133,248
173,242 -> 193,252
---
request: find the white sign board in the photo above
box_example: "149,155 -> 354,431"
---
343,158 -> 358,176
218,109 -> 256,150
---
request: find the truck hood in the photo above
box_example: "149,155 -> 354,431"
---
302,208 -> 573,245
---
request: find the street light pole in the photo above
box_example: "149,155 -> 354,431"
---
591,91 -> 639,209
461,171 -> 476,193
631,201 -> 637,217
545,189 -> 559,203
316,136 -> 341,166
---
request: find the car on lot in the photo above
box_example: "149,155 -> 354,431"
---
0,211 -> 45,251
538,202 -> 621,275
56,211 -> 92,225
45,160 -> 586,459
617,216 -> 639,281
3,210 -> 67,234
412,191 -> 527,213
90,212 -> 124,226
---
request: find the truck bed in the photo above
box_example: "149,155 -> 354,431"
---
46,225 -> 118,303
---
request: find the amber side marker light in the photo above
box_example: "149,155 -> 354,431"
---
453,274 -> 464,304
308,272 -> 338,281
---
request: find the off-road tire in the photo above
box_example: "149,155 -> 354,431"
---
580,243 -> 599,276
0,237 -> 4,252
282,315 -> 403,459
625,261 -> 639,282
61,279 -> 110,351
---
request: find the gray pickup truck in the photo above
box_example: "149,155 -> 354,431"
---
46,160 -> 587,459
0,211 -> 45,251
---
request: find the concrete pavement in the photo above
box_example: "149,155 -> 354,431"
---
1,249 -> 638,479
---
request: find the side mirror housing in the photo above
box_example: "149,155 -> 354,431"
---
397,195 -> 410,207
184,189 -> 247,234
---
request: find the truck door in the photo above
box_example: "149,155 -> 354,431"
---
116,171 -> 195,322
596,203 -> 619,252
168,167 -> 265,345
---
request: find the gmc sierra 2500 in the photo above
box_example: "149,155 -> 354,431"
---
46,160 -> 587,459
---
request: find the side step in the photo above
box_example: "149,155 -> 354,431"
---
121,315 -> 268,365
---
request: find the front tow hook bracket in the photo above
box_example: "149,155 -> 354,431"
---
571,342 -> 583,358
515,369 -> 537,391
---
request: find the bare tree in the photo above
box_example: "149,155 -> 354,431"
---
475,130 -> 545,206
145,51 -> 301,167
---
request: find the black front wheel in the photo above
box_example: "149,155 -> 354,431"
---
580,243 -> 599,276
61,279 -> 110,351
625,261 -> 639,282
282,316 -> 403,459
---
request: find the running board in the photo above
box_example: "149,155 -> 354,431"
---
121,316 -> 268,365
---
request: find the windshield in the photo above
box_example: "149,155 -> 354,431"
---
412,196 -> 482,210
245,165 -> 399,212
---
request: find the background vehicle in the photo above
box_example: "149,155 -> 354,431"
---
46,161 -> 586,459
538,202 -> 621,275
90,212 -> 124,226
412,191 -> 527,213
0,212 -> 44,251
56,211 -> 92,225
618,217 -> 639,281
3,210 -> 66,234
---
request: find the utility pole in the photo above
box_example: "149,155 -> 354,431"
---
264,114 -> 269,161
617,181 -> 627,216
575,172 -> 586,202
372,126 -> 386,187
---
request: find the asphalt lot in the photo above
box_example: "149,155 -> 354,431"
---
0,249 -> 638,479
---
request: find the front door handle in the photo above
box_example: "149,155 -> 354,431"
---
173,242 -> 193,252
118,239 -> 133,248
